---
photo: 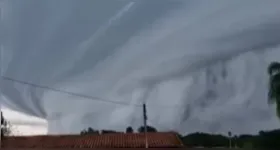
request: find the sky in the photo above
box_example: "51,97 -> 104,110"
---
1,0 -> 280,135
1,106 -> 47,135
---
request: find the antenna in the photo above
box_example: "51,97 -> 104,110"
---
143,103 -> 148,148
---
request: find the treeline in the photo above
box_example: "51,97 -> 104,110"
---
80,125 -> 157,135
80,126 -> 280,148
180,129 -> 280,148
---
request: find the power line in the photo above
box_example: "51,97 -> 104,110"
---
1,76 -> 185,108
1,76 -> 142,107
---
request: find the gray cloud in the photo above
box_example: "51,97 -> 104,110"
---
1,0 -> 280,135
9,120 -> 46,126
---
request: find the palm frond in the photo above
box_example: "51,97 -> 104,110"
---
268,62 -> 280,119
268,62 -> 280,75
276,100 -> 280,119
268,71 -> 280,97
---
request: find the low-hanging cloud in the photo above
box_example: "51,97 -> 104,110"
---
1,0 -> 280,135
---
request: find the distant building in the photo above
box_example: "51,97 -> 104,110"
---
2,132 -> 184,148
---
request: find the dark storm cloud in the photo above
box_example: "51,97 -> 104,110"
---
1,0 -> 280,134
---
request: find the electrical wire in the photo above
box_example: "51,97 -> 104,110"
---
1,75 -> 185,108
1,76 -> 142,106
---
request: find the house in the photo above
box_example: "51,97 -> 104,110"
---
1,132 -> 184,148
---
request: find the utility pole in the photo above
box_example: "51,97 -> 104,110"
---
228,131 -> 232,148
143,103 -> 148,148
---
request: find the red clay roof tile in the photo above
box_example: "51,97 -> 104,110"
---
2,132 -> 184,148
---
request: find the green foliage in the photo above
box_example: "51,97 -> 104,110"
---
180,129 -> 280,148
1,111 -> 12,137
126,126 -> 133,133
101,130 -> 119,134
277,100 -> 280,118
80,128 -> 122,135
137,125 -> 157,133
268,62 -> 280,118
268,62 -> 280,75
80,127 -> 99,135
80,125 -> 157,135
181,132 -> 229,148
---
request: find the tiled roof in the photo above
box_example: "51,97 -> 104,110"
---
2,132 -> 184,148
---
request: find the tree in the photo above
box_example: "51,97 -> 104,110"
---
137,125 -> 157,133
80,127 -> 99,135
1,111 -> 4,125
101,129 -> 118,134
126,126 -> 133,133
1,111 -> 11,137
268,62 -> 280,118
